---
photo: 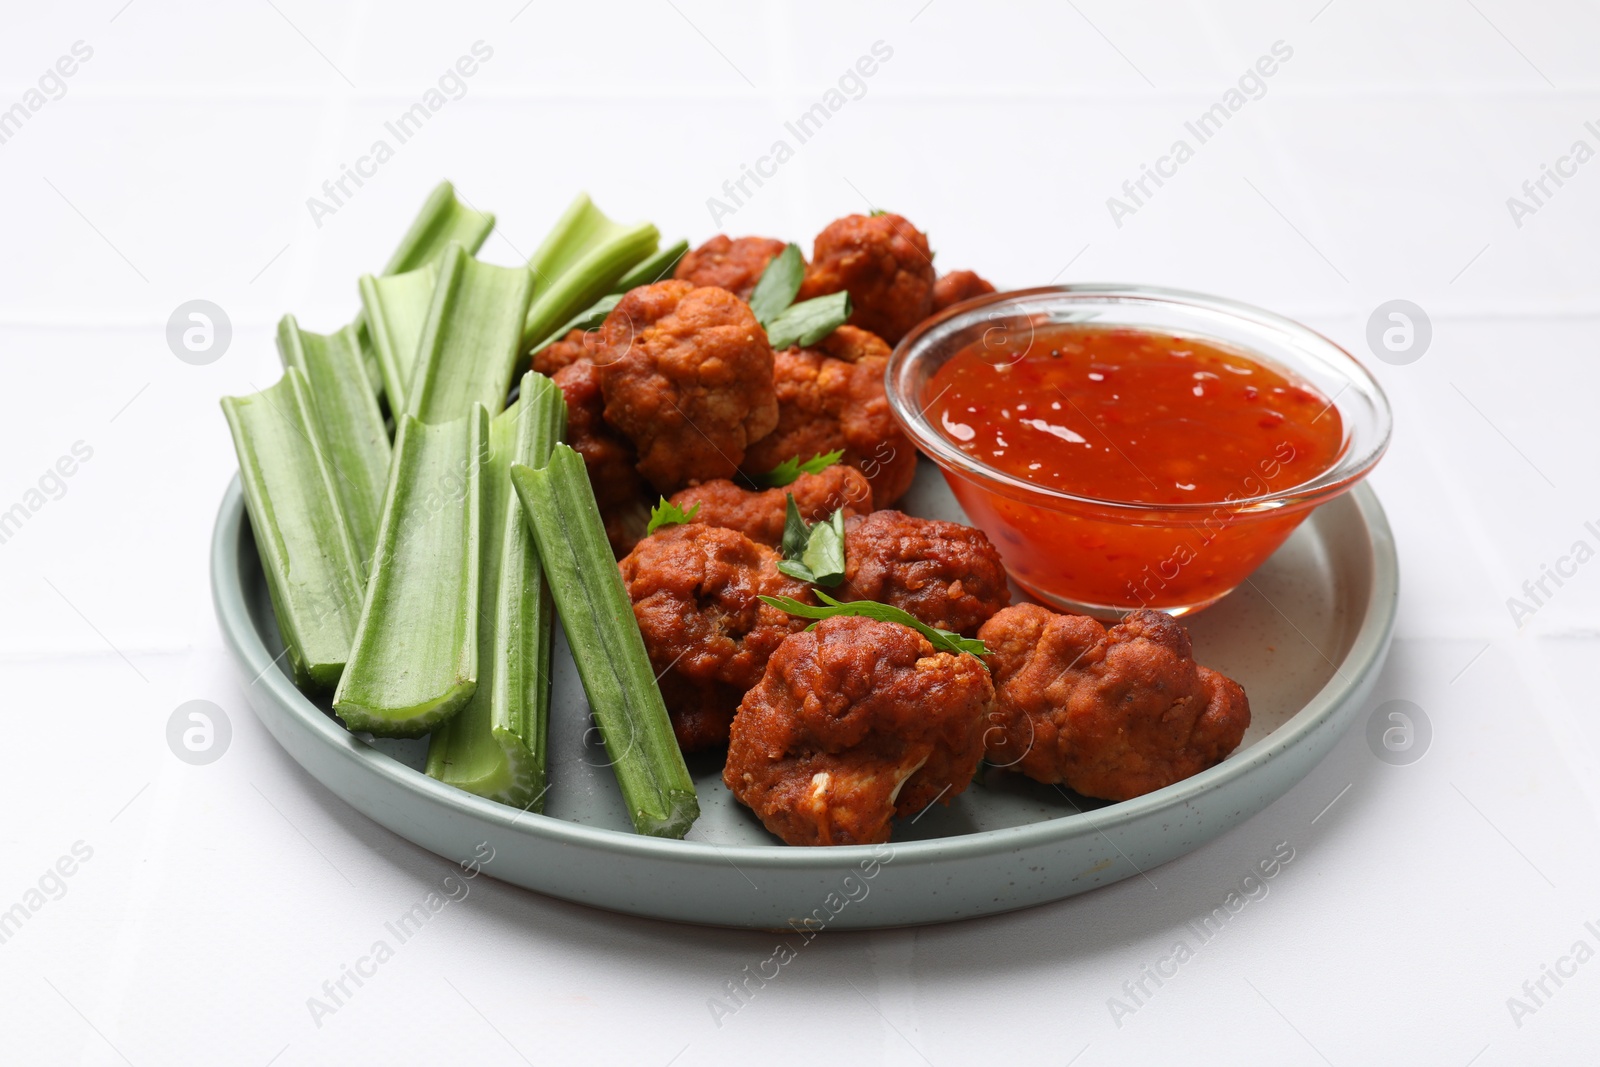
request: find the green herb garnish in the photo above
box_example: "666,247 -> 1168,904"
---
765,291 -> 851,350
775,495 -> 847,587
747,243 -> 805,326
757,449 -> 843,488
760,591 -> 991,664
646,497 -> 700,535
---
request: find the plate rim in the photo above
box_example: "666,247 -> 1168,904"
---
211,476 -> 1398,869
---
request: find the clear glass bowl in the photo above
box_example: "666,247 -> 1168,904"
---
886,284 -> 1393,617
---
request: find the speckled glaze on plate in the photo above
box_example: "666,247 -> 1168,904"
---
211,463 -> 1397,929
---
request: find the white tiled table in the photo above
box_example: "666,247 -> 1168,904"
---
2,2 -> 1597,1063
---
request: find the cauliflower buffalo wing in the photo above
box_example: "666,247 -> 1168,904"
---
597,281 -> 779,494
724,616 -> 993,846
618,523 -> 813,750
931,270 -> 997,314
667,464 -> 873,548
796,213 -> 936,345
673,235 -> 791,301
551,359 -> 650,557
531,327 -> 603,378
840,510 -> 1011,636
978,604 -> 1250,801
739,325 -> 919,507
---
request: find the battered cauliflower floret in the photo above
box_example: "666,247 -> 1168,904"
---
618,523 -> 813,750
840,510 -> 1011,637
531,327 -> 602,377
668,464 -> 873,548
739,325 -> 919,507
597,281 -> 779,494
796,213 -> 936,345
978,604 -> 1251,802
673,235 -> 792,300
724,616 -> 994,846
551,359 -> 650,557
931,270 -> 996,314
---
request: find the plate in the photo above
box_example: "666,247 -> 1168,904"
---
211,462 -> 1397,929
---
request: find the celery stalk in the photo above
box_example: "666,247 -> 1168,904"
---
611,238 -> 688,293
522,221 -> 659,353
426,374 -> 566,807
221,367 -> 364,690
333,407 -> 487,736
510,447 -> 699,838
334,244 -> 530,736
359,262 -> 438,419
525,193 -> 621,284
382,180 -> 495,276
521,194 -> 659,353
408,243 -> 534,423
356,181 -> 495,403
276,316 -> 392,567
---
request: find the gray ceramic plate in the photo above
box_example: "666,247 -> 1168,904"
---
212,464 -> 1397,930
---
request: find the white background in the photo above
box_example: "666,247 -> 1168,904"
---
2,1 -> 1598,1064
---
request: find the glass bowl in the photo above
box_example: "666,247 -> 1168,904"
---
885,284 -> 1393,617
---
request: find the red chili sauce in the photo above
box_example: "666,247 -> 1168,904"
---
926,324 -> 1345,611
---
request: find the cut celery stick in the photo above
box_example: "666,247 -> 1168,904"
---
359,262 -> 439,419
333,407 -> 487,736
510,446 -> 699,838
426,374 -> 566,807
276,315 -> 392,567
221,367 -> 364,690
522,222 -> 659,353
522,196 -> 659,353
408,243 -> 534,424
612,238 -> 688,293
521,220 -> 652,355
525,193 -> 620,284
356,335 -> 385,399
355,181 -> 496,404
334,244 -> 530,735
382,180 -> 495,276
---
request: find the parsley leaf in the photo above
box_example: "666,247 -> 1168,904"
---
748,243 -> 805,326
780,493 -> 810,561
765,291 -> 851,350
775,494 -> 847,587
758,592 -> 991,664
757,449 -> 844,488
646,497 -> 699,535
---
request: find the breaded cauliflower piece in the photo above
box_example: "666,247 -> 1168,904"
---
531,327 -> 603,378
673,235 -> 792,300
979,604 -> 1251,801
740,325 -> 919,507
724,616 -> 993,846
796,213 -> 936,345
551,359 -> 650,557
618,523 -> 813,750
931,270 -> 997,314
840,510 -> 1011,637
597,281 -> 779,494
668,464 -> 873,548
